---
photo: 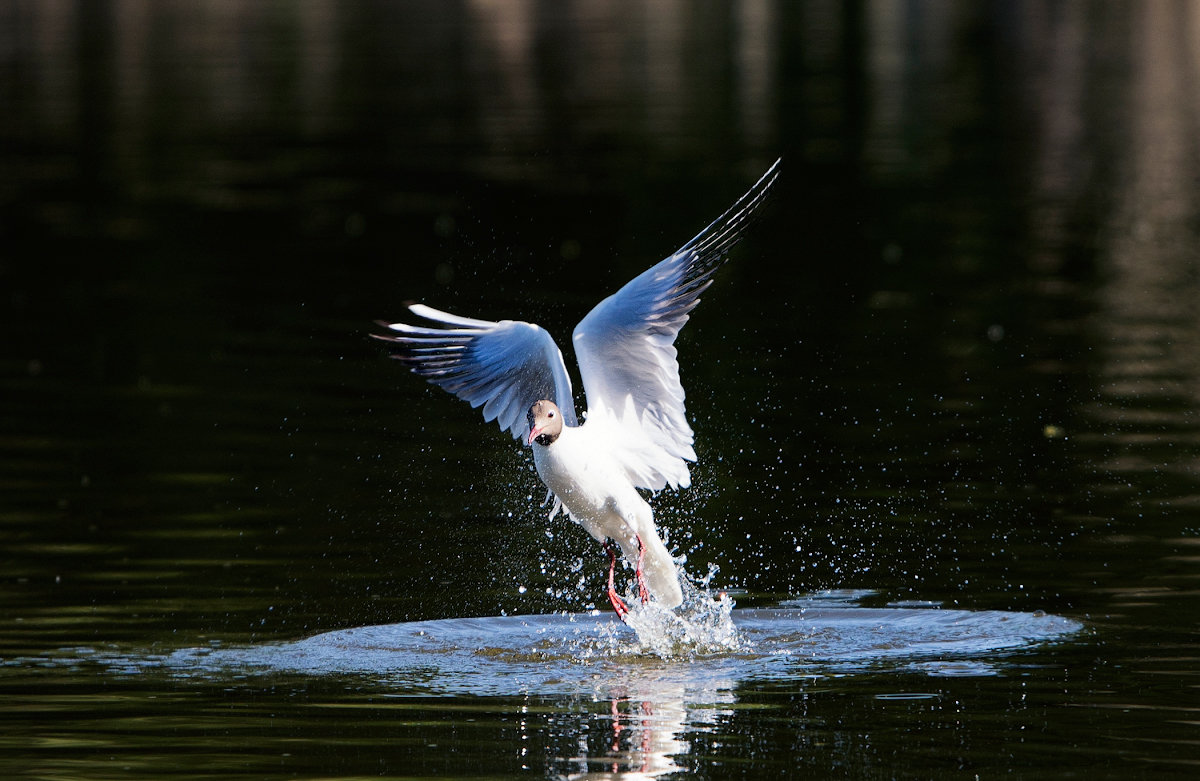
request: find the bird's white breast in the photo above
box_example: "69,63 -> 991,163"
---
532,424 -> 638,540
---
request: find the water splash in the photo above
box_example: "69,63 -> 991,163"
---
619,566 -> 746,659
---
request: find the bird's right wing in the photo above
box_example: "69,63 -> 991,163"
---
374,304 -> 578,442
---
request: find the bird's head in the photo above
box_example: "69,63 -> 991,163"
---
526,400 -> 563,446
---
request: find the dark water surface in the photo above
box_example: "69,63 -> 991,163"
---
3,1 -> 1200,777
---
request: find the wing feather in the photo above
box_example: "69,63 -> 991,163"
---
572,159 -> 780,490
374,305 -> 578,441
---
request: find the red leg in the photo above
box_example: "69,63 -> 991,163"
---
604,542 -> 629,620
634,534 -> 650,604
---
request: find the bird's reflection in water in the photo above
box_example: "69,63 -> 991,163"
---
562,682 -> 734,779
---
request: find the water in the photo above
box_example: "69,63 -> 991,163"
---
7,592 -> 1082,777
4,1 -> 1200,777
29,593 -> 1080,688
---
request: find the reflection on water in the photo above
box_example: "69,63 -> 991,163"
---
1090,0 -> 1200,473
567,695 -> 697,779
2,0 -> 783,226
3,0 -> 1200,778
14,593 -> 1079,778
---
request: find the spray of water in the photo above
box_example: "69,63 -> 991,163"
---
606,564 -> 747,659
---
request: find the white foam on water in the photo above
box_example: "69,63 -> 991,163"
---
620,572 -> 746,659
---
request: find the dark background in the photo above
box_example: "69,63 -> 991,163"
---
2,2 -> 1200,775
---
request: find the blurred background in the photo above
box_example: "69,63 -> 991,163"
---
6,2 -> 1200,777
2,0 -> 1199,644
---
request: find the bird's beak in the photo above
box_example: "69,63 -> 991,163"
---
527,426 -> 543,446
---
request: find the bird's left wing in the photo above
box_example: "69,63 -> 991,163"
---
374,304 -> 578,442
572,159 -> 780,491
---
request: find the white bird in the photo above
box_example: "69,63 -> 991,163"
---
375,159 -> 780,619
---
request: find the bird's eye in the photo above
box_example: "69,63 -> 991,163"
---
548,411 -> 555,418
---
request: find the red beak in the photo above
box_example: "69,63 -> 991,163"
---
527,426 -> 543,445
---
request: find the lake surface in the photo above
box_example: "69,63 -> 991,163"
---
3,1 -> 1200,777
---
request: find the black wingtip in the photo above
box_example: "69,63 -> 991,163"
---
677,157 -> 781,262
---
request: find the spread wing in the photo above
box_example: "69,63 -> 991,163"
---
374,304 -> 578,441
571,158 -> 780,491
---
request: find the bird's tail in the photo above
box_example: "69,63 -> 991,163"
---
635,531 -> 684,609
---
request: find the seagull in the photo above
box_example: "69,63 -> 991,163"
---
374,159 -> 780,619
